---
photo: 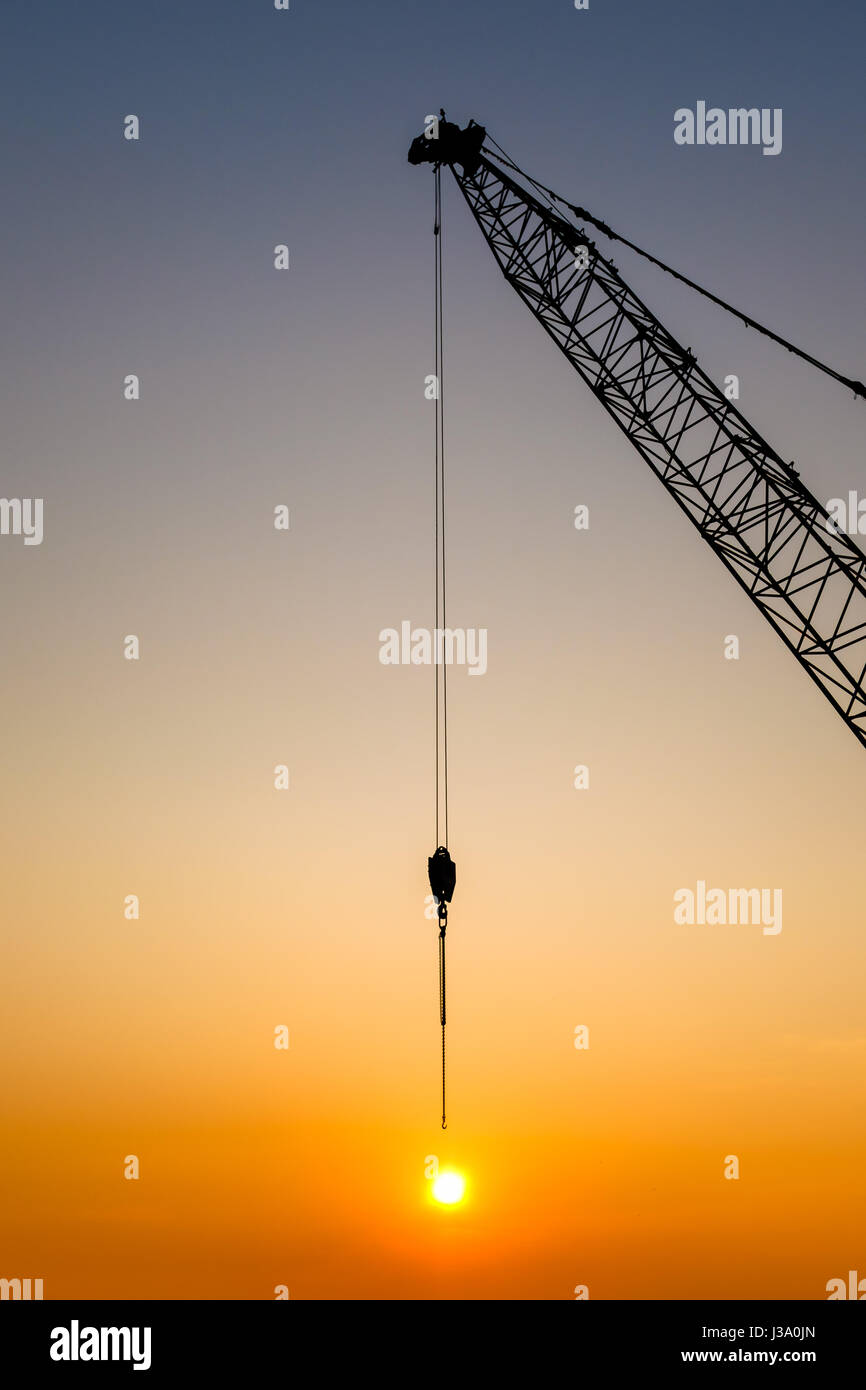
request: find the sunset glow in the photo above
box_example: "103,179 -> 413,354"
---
2,0 -> 864,1308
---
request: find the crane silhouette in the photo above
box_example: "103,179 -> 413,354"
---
410,116 -> 866,749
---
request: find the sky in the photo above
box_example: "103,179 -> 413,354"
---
1,0 -> 865,1299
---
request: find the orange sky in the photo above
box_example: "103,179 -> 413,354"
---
2,605 -> 865,1296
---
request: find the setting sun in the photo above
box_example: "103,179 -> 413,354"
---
432,1172 -> 466,1205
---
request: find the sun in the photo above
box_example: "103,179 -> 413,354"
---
432,1171 -> 465,1205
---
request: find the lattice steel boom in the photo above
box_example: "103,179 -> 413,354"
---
409,119 -> 866,749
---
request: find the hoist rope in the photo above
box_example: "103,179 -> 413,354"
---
434,165 -> 449,1129
434,167 -> 450,849
481,136 -> 866,402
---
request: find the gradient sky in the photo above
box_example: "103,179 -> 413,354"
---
2,1 -> 865,1299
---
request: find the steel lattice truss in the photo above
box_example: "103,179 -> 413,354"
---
452,154 -> 866,749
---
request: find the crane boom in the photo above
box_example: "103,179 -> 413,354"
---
409,119 -> 866,749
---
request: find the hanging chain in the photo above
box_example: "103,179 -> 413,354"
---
439,931 -> 447,1129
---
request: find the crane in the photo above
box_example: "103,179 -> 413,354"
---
409,115 -> 866,1131
409,116 -> 866,751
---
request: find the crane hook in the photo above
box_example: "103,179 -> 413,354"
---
429,847 -> 455,1131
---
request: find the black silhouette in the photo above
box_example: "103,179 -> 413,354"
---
409,118 -> 866,748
